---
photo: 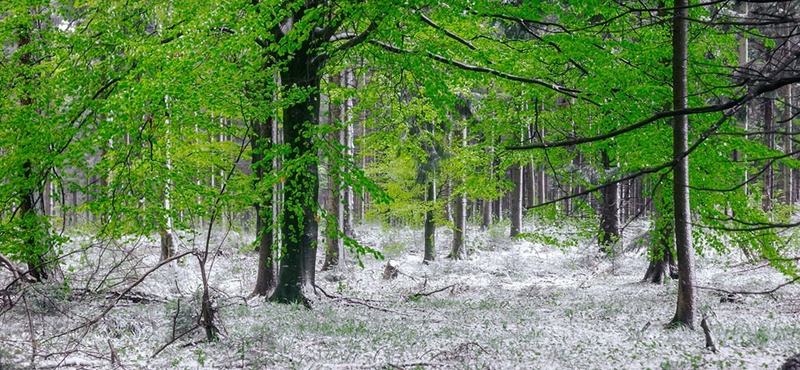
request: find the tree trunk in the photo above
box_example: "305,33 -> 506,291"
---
450,126 -> 468,259
449,190 -> 466,259
323,74 -> 342,270
763,97 -> 774,211
481,198 -> 492,229
643,182 -> 677,284
161,95 -> 175,261
510,164 -> 522,238
20,161 -> 47,281
253,119 -> 276,296
343,68 -> 356,241
599,149 -> 620,252
17,31 -> 47,281
670,0 -> 695,329
269,21 -> 322,305
526,125 -> 537,209
423,180 -> 436,263
782,85 -> 793,204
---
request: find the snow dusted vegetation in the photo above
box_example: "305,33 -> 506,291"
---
1,219 -> 799,369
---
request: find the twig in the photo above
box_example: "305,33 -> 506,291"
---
694,276 -> 800,296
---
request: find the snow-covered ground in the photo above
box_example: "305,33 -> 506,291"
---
1,219 -> 798,369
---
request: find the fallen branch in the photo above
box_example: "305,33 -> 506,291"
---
46,251 -> 193,347
694,276 -> 800,296
431,341 -> 493,361
700,314 -> 718,353
388,362 -> 440,370
408,284 -> 457,301
313,283 -> 405,315
151,324 -> 200,358
0,252 -> 35,284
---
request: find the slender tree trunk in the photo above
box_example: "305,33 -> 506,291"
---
424,180 -> 436,263
323,75 -> 342,270
782,85 -> 793,204
160,95 -> 175,261
737,2 -> 750,196
670,0 -> 695,329
763,98 -> 774,211
510,164 -> 522,238
450,126 -> 468,259
269,23 -> 322,305
482,140 -> 494,229
599,149 -> 620,252
526,125 -> 536,209
343,69 -> 355,241
481,199 -> 492,229
643,182 -> 678,283
253,119 -> 276,296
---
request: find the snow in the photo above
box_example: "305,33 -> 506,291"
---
1,218 -> 798,369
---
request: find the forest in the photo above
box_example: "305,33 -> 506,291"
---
1,0 -> 800,369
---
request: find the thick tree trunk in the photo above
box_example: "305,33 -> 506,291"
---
599,149 -> 620,252
670,0 -> 695,329
269,26 -> 322,305
423,180 -> 436,263
510,164 -> 522,238
18,32 -> 47,281
20,160 -> 47,281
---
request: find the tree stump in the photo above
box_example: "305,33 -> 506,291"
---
782,353 -> 800,370
383,260 -> 399,280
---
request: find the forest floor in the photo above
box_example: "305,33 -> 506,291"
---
1,218 -> 799,369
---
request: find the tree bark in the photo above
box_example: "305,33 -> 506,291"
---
670,0 -> 695,329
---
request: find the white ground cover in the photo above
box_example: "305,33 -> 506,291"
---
1,219 -> 798,369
